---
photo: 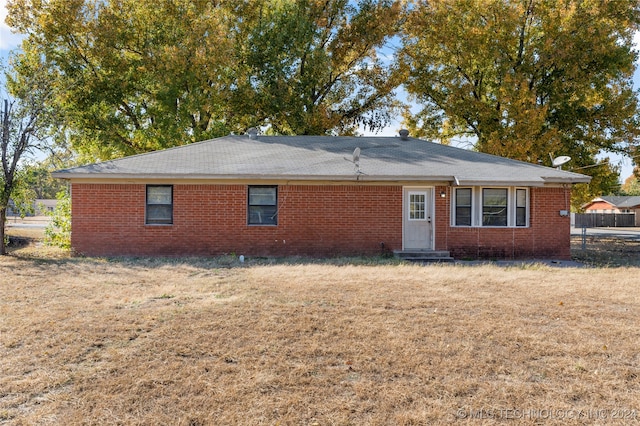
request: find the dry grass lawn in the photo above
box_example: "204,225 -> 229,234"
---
1,231 -> 640,424
571,235 -> 640,267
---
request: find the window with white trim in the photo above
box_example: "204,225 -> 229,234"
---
409,192 -> 426,220
515,188 -> 527,226
455,188 -> 472,226
146,185 -> 173,225
248,186 -> 278,225
482,188 -> 508,226
453,187 -> 529,227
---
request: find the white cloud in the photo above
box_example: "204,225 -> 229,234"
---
0,0 -> 25,51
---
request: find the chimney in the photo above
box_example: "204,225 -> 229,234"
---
399,129 -> 409,140
247,127 -> 259,139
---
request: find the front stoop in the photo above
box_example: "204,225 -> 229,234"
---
394,250 -> 455,263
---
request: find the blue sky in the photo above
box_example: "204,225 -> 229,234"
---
1,0 -> 638,180
0,0 -> 19,51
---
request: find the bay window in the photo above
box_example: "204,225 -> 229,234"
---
453,187 -> 529,227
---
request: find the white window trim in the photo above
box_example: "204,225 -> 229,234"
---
452,187 -> 529,228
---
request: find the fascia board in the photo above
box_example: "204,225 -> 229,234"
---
52,172 -> 591,186
453,180 -> 545,187
51,173 -> 455,182
541,175 -> 592,184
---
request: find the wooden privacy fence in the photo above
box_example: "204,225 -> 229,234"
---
574,213 -> 636,228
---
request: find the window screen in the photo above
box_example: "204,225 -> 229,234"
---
248,186 -> 277,225
146,185 -> 173,225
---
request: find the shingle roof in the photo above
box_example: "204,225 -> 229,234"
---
52,135 -> 590,185
596,196 -> 640,208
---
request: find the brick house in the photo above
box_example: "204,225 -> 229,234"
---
52,131 -> 590,259
582,196 -> 640,226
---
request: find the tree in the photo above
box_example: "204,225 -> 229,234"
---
1,54 -> 56,255
44,188 -> 71,249
20,160 -> 67,199
7,0 -> 239,159
6,0 -> 404,160
400,0 -> 640,202
571,159 -> 621,210
232,0 -> 404,135
620,170 -> 640,196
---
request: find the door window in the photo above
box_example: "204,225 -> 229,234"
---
409,193 -> 426,220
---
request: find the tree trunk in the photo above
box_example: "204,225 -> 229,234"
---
0,206 -> 7,255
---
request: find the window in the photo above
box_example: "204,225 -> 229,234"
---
455,188 -> 472,226
482,188 -> 508,226
146,185 -> 173,225
409,192 -> 426,220
453,187 -> 529,227
248,186 -> 277,225
516,189 -> 527,227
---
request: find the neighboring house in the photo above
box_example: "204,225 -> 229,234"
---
52,131 -> 590,259
6,199 -> 58,216
35,199 -> 58,215
582,196 -> 640,226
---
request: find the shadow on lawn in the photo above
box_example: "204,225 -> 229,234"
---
6,241 -> 404,270
5,230 -> 639,269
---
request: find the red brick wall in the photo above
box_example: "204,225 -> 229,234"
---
71,183 -> 571,259
434,186 -> 571,259
71,184 -> 402,257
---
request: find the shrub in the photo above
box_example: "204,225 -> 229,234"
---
44,189 -> 71,249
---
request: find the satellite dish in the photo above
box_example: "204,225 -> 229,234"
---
552,155 -> 571,169
353,147 -> 361,164
343,147 -> 364,179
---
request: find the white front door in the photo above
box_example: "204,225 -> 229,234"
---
403,188 -> 433,250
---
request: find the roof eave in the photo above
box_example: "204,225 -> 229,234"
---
52,172 -> 586,186
52,173 -> 455,182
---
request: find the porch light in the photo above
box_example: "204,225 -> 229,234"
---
440,191 -> 446,198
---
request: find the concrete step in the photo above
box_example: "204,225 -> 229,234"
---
393,250 -> 455,263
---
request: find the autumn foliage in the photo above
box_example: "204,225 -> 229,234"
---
4,0 -> 640,200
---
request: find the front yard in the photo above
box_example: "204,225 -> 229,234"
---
1,236 -> 639,424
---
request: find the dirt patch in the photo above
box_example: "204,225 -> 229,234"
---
4,227 -> 42,251
4,226 -> 70,259
6,235 -> 32,249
